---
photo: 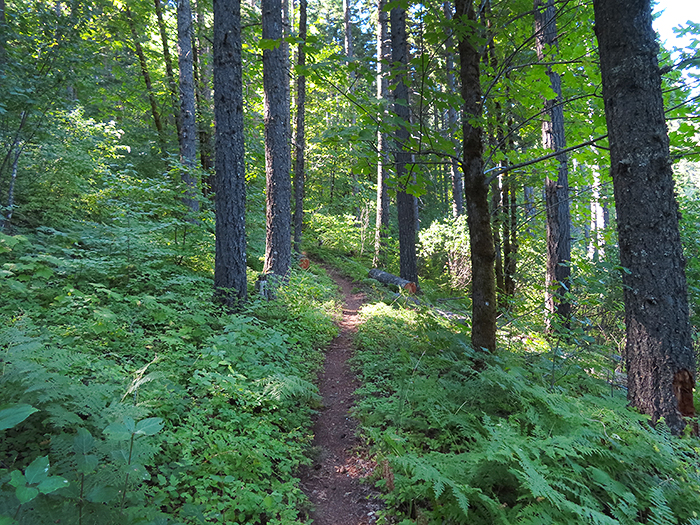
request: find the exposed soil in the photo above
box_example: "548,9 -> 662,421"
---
299,266 -> 383,525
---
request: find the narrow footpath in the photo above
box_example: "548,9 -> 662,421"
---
299,267 -> 383,525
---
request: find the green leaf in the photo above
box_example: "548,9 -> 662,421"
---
0,515 -> 18,525
0,404 -> 38,431
37,476 -> 69,494
8,470 -> 25,489
86,485 -> 119,503
76,454 -> 99,474
24,456 -> 50,484
73,428 -> 95,454
134,417 -> 164,436
124,463 -> 151,481
104,422 -> 132,441
15,485 -> 39,504
259,38 -> 281,51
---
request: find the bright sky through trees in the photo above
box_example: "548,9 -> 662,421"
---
653,0 -> 698,47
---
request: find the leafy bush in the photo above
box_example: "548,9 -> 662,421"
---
418,215 -> 470,289
0,206 -> 340,523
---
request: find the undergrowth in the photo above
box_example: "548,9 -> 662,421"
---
0,201 -> 339,523
353,302 -> 700,525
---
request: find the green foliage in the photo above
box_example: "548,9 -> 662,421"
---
0,189 -> 340,524
353,301 -> 700,525
418,215 -> 470,289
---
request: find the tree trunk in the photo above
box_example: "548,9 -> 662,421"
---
455,0 -> 497,353
177,0 -> 200,214
262,0 -> 292,286
491,176 -> 505,300
373,0 -> 390,268
368,269 -> 417,294
593,0 -> 696,434
503,171 -> 518,299
193,0 -> 214,180
124,6 -> 166,154
293,0 -> 307,255
444,1 -> 463,218
153,0 -> 181,138
390,6 -> 418,285
213,0 -> 247,306
534,0 -> 571,329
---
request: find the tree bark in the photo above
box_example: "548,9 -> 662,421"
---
177,0 -> 200,214
534,0 -> 571,329
213,0 -> 247,306
373,0 -> 390,268
390,5 -> 418,285
193,0 -> 214,179
444,2 -> 464,218
262,0 -> 292,285
153,0 -> 181,138
368,269 -> 417,294
593,0 -> 696,434
293,0 -> 307,255
455,0 -> 497,352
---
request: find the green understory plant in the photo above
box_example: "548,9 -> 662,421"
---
353,300 -> 700,525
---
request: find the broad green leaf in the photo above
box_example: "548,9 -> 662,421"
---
134,417 -> 163,436
104,422 -> 132,441
15,485 -> 39,504
24,456 -> 50,484
37,476 -> 68,494
76,454 -> 99,474
0,404 -> 38,431
73,428 -> 95,454
8,470 -> 25,489
123,416 -> 136,433
0,515 -> 17,525
111,448 -> 130,463
86,485 -> 119,503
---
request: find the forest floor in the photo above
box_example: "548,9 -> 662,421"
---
299,266 -> 384,525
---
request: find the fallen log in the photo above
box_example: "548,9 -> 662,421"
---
368,269 -> 417,294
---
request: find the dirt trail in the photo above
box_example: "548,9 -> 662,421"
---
299,267 -> 383,525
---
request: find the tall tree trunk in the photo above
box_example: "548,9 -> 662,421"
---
343,0 -> 360,217
153,0 -> 182,138
390,6 -> 418,285
534,0 -> 571,329
373,0 -> 390,268
193,0 -> 214,179
491,176 -> 505,300
455,0 -> 496,353
125,6 -> 166,154
588,168 -> 604,261
503,109 -> 518,301
444,2 -> 464,218
343,0 -> 354,68
593,0 -> 696,435
0,0 -> 7,65
262,0 -> 292,284
293,0 -> 307,255
503,174 -> 517,299
178,0 -> 200,214
213,0 -> 247,306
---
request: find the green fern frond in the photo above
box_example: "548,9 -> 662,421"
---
260,373 -> 320,403
648,486 -> 675,525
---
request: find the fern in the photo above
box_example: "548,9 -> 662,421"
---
648,487 -> 676,525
